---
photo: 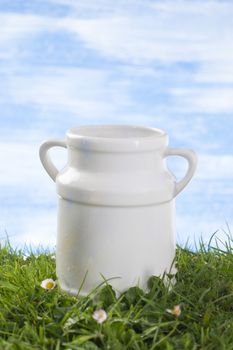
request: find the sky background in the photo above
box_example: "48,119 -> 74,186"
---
0,0 -> 232,250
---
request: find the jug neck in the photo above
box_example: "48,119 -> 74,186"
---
68,147 -> 166,173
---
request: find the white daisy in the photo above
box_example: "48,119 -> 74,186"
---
92,309 -> 107,324
166,304 -> 181,317
40,278 -> 56,290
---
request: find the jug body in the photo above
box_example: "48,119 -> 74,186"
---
39,125 -> 197,295
56,197 -> 176,295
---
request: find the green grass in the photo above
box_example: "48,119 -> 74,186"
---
0,236 -> 233,350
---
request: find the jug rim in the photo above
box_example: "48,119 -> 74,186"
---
66,124 -> 168,152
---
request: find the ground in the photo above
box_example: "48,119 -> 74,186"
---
0,237 -> 233,350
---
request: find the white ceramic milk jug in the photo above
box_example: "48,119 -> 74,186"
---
39,125 -> 197,295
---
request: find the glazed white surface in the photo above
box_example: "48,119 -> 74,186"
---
40,125 -> 197,294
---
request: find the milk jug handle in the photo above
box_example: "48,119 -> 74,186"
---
39,139 -> 67,182
163,147 -> 197,197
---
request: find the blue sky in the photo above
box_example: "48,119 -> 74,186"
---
0,0 -> 232,249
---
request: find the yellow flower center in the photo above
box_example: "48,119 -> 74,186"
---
46,281 -> 54,289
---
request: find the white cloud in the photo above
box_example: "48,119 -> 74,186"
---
58,1 -> 233,65
1,3 -> 233,114
197,155 -> 233,180
0,141 -> 60,249
0,142 -> 48,186
194,62 -> 233,83
0,13 -> 54,55
0,65 -> 132,117
47,0 -> 156,17
167,153 -> 233,181
150,1 -> 233,15
176,215 -> 233,249
171,88 -> 233,113
1,1 -> 233,66
1,208 -> 57,249
16,211 -> 57,248
61,16 -> 204,64
0,141 -> 67,204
